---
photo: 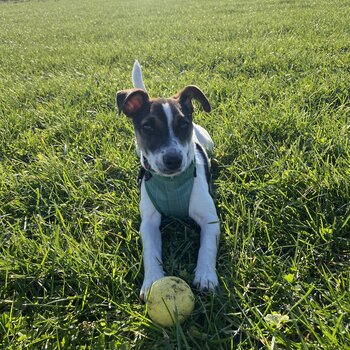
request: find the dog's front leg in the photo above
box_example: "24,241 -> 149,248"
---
189,170 -> 220,291
139,182 -> 164,300
192,214 -> 220,291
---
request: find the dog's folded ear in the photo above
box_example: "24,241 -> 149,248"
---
174,85 -> 211,114
116,89 -> 149,117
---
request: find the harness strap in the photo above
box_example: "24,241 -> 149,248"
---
137,167 -> 146,186
136,156 -> 152,186
195,142 -> 211,184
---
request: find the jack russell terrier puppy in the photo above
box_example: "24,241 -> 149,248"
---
116,61 -> 220,300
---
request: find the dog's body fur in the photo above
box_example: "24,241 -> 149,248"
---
117,61 -> 220,300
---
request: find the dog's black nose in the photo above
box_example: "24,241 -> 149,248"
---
163,152 -> 182,171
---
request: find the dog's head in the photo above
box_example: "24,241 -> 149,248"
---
116,86 -> 211,176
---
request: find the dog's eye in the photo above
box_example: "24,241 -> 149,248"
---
142,123 -> 154,133
179,119 -> 190,129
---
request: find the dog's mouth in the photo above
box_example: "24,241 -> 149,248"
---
157,159 -> 195,177
159,169 -> 183,176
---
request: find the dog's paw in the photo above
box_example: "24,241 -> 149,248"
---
193,268 -> 219,292
140,273 -> 164,301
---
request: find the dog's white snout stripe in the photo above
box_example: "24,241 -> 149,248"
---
162,102 -> 174,138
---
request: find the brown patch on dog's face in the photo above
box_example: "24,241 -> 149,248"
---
167,100 -> 194,145
132,100 -> 170,155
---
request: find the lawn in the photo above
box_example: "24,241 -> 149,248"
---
0,0 -> 349,348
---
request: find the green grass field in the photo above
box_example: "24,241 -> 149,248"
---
1,0 -> 350,348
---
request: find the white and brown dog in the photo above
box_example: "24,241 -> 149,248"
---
117,61 -> 220,300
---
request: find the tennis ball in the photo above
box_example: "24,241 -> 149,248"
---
146,276 -> 195,327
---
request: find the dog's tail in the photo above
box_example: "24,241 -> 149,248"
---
132,60 -> 146,91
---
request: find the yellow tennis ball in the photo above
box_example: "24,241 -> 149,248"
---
146,276 -> 195,327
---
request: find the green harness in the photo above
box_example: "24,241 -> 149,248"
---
144,161 -> 196,218
137,143 -> 210,219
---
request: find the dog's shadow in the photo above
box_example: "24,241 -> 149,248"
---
159,217 -> 200,280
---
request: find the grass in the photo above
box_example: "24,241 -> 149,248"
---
0,0 -> 349,348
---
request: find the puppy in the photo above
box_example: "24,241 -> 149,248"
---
117,61 -> 220,300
